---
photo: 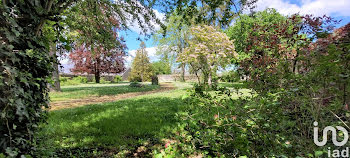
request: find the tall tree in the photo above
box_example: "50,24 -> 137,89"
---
0,0 -> 75,155
129,42 -> 153,82
154,0 -> 257,82
161,0 -> 257,28
69,43 -> 126,83
178,25 -> 237,88
153,13 -> 191,81
66,0 -> 127,83
0,0 -> 165,155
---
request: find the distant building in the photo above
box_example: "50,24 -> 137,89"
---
122,68 -> 131,81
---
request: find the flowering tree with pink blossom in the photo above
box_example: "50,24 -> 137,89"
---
178,25 -> 237,87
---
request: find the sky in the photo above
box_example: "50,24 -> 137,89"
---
60,0 -> 350,73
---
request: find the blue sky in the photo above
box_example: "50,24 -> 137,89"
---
61,0 -> 350,73
121,0 -> 350,66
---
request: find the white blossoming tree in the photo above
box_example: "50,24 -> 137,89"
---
178,25 -> 237,88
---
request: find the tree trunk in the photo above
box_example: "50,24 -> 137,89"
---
52,60 -> 61,91
181,64 -> 186,82
208,73 -> 212,88
95,71 -> 100,83
141,72 -> 144,82
195,71 -> 201,85
203,71 -> 209,87
49,44 -> 61,91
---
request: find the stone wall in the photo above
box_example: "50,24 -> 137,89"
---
157,74 -> 199,82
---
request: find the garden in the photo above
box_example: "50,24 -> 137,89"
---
1,0 -> 350,157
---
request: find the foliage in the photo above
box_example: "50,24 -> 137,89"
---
153,86 -> 337,157
129,42 -> 154,82
0,0 -> 75,156
153,13 -> 191,81
161,0 -> 258,28
67,0 -> 127,83
152,61 -> 172,75
113,75 -> 123,83
59,76 -> 89,86
220,70 -> 240,82
178,25 -> 237,87
225,8 -> 288,60
0,0 -> 168,156
154,10 -> 350,158
69,44 -> 126,83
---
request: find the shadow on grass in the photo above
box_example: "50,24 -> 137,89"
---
37,96 -> 185,156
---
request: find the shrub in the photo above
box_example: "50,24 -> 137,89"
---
60,76 -> 88,86
73,76 -> 88,83
220,70 -> 239,82
59,77 -> 70,83
99,77 -> 110,84
153,86 -> 342,157
113,75 -> 122,83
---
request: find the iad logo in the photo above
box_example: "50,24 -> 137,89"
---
313,121 -> 349,146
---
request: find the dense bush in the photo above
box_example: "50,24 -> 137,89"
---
60,76 -> 88,86
153,85 -> 347,157
220,70 -> 240,82
153,10 -> 350,158
113,75 -> 123,83
59,77 -> 70,83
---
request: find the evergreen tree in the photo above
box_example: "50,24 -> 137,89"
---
129,42 -> 153,82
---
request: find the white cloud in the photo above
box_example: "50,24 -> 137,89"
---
123,2 -> 165,34
128,9 -> 165,34
124,46 -> 158,67
252,0 -> 350,16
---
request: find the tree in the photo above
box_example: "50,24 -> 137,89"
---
225,8 -> 287,58
178,25 -> 237,88
69,43 -> 126,83
0,0 -> 166,155
0,0 -> 76,155
129,42 -> 153,82
66,0 -> 127,83
152,61 -> 172,75
161,0 -> 257,28
153,13 -> 191,81
225,9 -> 291,90
226,9 -> 339,93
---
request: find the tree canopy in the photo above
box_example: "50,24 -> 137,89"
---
178,25 -> 237,87
129,42 -> 153,82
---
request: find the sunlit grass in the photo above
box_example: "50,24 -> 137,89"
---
37,83 -> 191,156
50,83 -> 159,102
38,82 -> 249,156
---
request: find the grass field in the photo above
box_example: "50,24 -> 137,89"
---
50,83 -> 159,102
36,82 -> 250,157
37,82 -> 191,157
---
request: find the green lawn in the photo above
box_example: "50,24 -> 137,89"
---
38,82 -> 249,157
37,82 -> 191,157
50,83 -> 159,102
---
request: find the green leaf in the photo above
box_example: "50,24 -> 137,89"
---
314,151 -> 323,157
